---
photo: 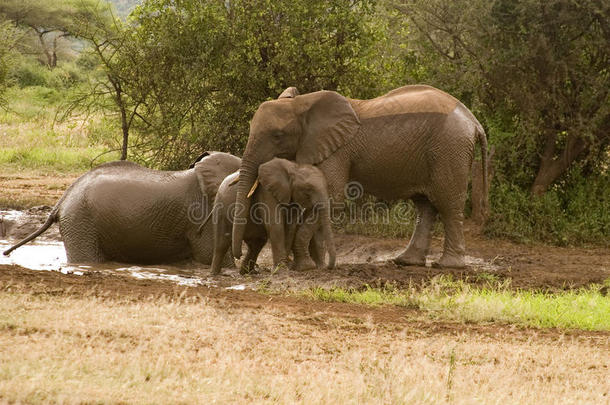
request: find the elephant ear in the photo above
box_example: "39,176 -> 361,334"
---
278,86 -> 299,99
193,152 -> 241,201
258,160 -> 291,204
296,91 -> 361,165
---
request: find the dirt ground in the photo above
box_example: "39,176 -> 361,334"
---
0,170 -> 78,208
1,264 -> 608,404
0,264 -> 608,344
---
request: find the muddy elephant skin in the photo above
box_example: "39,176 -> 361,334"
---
3,152 -> 240,264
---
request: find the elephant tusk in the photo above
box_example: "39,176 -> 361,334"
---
247,178 -> 259,198
228,173 -> 239,186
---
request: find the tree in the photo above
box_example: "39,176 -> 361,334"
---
62,0 -> 145,160
396,0 -> 610,195
121,0 -> 388,168
0,0 -> 102,68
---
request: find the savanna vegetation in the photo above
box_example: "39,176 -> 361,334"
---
1,3 -> 608,402
0,0 -> 608,246
0,268 -> 608,403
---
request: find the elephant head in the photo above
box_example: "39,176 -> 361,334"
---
232,88 -> 360,258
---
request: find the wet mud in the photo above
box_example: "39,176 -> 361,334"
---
1,209 -> 608,292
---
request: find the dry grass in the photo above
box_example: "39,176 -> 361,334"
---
0,289 -> 608,404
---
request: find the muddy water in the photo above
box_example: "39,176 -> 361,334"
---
0,239 -> 221,287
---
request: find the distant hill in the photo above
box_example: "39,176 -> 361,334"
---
108,0 -> 142,18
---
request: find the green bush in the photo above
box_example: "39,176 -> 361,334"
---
485,171 -> 609,246
46,62 -> 84,89
10,56 -> 85,90
11,60 -> 49,87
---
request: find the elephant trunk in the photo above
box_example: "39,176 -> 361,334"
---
321,205 -> 336,269
232,159 -> 257,258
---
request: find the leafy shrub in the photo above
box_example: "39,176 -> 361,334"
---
11,61 -> 49,87
485,170 -> 609,246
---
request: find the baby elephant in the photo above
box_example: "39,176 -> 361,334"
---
207,158 -> 335,275
3,152 -> 240,264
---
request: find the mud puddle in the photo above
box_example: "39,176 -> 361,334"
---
0,239 -> 223,287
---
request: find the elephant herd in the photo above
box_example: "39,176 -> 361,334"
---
4,84 -> 487,273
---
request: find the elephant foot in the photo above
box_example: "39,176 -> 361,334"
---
293,257 -> 317,271
240,261 -> 260,275
393,250 -> 426,267
271,258 -> 291,273
240,267 -> 259,275
432,254 -> 466,269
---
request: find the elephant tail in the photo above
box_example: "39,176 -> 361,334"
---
476,122 -> 489,213
3,208 -> 59,256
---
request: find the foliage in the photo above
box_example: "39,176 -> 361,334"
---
485,169 -> 610,246
8,54 -> 85,89
107,0 -> 142,18
395,0 -> 610,195
60,0 -> 145,161
0,0 -> 104,68
121,0 -> 392,168
0,21 -> 18,105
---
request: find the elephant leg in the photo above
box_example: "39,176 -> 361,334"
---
394,196 -> 437,267
435,206 -> 466,269
265,222 -> 289,267
309,229 -> 325,268
240,237 -> 266,274
284,221 -> 298,260
65,241 -> 105,263
292,222 -> 317,271
210,219 -> 231,275
60,220 -> 106,263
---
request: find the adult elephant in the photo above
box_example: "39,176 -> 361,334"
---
4,152 -> 240,264
232,85 -> 487,268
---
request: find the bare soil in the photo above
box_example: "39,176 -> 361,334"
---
1,264 -> 608,344
0,171 -> 78,209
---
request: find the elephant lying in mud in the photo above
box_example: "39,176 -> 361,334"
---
232,85 -> 488,269
205,158 -> 335,275
3,152 -> 240,264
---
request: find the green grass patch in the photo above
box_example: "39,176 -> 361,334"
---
300,277 -> 610,331
0,146 -> 118,172
1,83 -> 121,173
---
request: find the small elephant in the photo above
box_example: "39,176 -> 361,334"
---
3,152 -> 241,264
206,158 -> 335,275
257,158 -> 336,271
